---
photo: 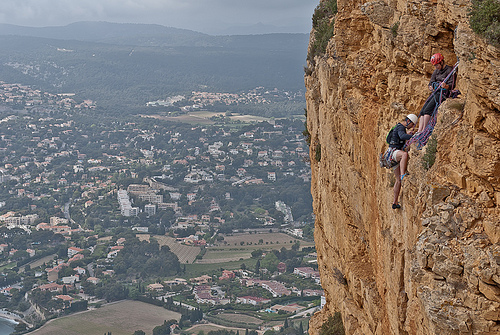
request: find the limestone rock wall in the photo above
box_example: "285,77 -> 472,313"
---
305,1 -> 500,334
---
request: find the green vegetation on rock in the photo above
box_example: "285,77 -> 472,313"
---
319,312 -> 345,335
309,0 -> 338,59
469,0 -> 500,46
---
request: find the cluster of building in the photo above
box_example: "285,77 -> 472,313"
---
0,82 -> 95,110
293,267 -> 321,284
146,87 -> 304,112
0,214 -> 92,264
135,264 -> 323,312
0,81 -> 319,328
193,285 -> 230,305
0,93 -> 311,234
36,217 -> 83,236
0,212 -> 39,233
117,183 -> 183,218
240,278 -> 291,298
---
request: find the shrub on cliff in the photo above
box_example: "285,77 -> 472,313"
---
309,0 -> 338,59
469,0 -> 500,46
319,312 -> 345,335
315,143 -> 322,162
422,135 -> 437,170
312,0 -> 337,28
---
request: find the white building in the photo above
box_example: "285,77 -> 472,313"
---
145,204 -> 156,216
117,190 -> 139,217
138,193 -> 163,204
170,192 -> 181,200
62,275 -> 79,285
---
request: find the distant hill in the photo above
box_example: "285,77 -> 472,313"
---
0,22 -> 209,46
0,22 -> 308,113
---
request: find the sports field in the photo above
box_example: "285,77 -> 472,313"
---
26,300 -> 180,335
186,323 -> 246,334
217,313 -> 262,325
20,254 -> 56,272
142,111 -> 271,125
137,234 -> 201,264
197,232 -> 314,264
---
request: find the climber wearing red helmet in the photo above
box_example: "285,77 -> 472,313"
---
416,53 -> 454,133
430,52 -> 444,66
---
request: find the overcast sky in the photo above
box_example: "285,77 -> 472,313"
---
0,0 -> 318,35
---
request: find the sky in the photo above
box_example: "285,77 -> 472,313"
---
0,0 -> 319,35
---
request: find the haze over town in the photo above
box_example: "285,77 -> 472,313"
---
0,0 -> 318,35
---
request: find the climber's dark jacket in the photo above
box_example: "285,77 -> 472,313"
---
388,123 -> 412,150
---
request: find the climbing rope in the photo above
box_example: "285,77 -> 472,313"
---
404,60 -> 460,151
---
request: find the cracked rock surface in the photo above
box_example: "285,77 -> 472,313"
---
305,0 -> 500,334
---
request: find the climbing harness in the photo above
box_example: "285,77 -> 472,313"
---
404,60 -> 460,150
379,147 -> 398,169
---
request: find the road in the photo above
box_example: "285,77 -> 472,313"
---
291,306 -> 319,318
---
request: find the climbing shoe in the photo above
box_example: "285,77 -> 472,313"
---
392,204 -> 401,209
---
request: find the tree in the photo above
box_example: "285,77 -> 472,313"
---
153,320 -> 173,335
251,249 -> 263,258
255,259 -> 260,273
261,252 -> 279,273
319,312 -> 345,335
14,322 -> 26,333
12,250 -> 29,262
134,331 -> 146,335
190,308 -> 203,323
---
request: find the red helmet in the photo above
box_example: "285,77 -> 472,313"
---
430,53 -> 444,65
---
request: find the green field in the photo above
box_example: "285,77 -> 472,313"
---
200,249 -> 251,263
185,258 -> 258,278
217,313 -> 262,325
27,300 -> 180,335
20,254 -> 56,273
138,234 -> 201,264
197,232 -> 314,264
142,111 -> 272,125
137,232 -> 313,266
186,323 -> 247,334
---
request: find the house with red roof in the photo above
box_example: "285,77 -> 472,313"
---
38,283 -> 64,292
67,247 -> 84,258
55,295 -> 74,302
219,270 -> 236,281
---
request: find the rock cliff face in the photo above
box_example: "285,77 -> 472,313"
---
304,1 -> 500,334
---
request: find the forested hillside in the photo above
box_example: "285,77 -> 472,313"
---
0,22 -> 308,114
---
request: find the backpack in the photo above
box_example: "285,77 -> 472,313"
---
380,125 -> 401,169
386,125 -> 396,144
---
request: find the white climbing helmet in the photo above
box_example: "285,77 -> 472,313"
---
406,114 -> 418,125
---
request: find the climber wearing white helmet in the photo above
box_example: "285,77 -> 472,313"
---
388,114 -> 417,209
